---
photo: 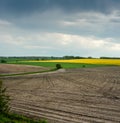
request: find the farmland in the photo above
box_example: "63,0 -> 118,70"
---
47,59 -> 120,65
8,58 -> 120,69
1,63 -> 120,123
24,58 -> 120,65
9,61 -> 107,69
0,64 -> 50,75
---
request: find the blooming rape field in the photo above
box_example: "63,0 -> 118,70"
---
30,59 -> 120,66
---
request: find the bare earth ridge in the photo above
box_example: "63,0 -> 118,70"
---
1,66 -> 120,123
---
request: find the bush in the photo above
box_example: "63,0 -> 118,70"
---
0,80 -> 10,114
82,65 -> 86,68
0,113 -> 48,123
1,60 -> 7,63
56,64 -> 62,69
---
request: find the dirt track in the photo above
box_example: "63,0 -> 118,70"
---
1,66 -> 120,123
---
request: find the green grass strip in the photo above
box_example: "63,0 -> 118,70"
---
8,61 -> 108,69
0,113 -> 47,123
0,68 -> 57,77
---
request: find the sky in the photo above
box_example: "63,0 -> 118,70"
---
0,0 -> 120,57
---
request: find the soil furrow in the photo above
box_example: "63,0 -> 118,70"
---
11,101 -> 120,122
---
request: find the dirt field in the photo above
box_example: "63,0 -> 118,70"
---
0,64 -> 50,74
1,66 -> 120,123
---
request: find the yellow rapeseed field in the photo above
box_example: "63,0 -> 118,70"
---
30,59 -> 120,65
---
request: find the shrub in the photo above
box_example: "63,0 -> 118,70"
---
1,60 -> 7,63
82,65 -> 86,68
0,80 -> 10,114
56,64 -> 62,69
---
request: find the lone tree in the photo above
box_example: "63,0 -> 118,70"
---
1,59 -> 7,63
56,64 -> 62,69
0,80 -> 10,114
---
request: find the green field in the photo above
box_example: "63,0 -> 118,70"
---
9,61 -> 108,69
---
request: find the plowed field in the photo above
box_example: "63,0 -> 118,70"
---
0,64 -> 50,74
1,66 -> 120,123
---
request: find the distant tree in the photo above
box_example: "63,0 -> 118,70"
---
0,80 -> 10,114
36,58 -> 39,61
100,57 -> 120,59
75,56 -> 80,59
1,60 -> 7,63
56,64 -> 62,69
88,56 -> 92,59
63,56 -> 75,59
82,65 -> 86,68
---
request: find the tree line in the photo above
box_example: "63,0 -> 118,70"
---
0,56 -> 120,63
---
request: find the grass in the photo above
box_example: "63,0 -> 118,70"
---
0,68 -> 56,77
0,113 -> 47,123
8,61 -> 108,69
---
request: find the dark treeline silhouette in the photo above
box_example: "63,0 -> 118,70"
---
0,56 -> 86,61
0,56 -> 120,63
100,57 -> 120,59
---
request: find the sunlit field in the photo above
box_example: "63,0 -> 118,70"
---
27,59 -> 120,66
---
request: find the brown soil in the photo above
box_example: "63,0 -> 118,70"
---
1,66 -> 120,123
0,64 -> 50,74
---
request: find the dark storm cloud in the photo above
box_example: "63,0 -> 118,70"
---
0,0 -> 120,18
0,0 -> 49,17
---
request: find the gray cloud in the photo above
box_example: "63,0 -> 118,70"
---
0,0 -> 120,18
0,0 -> 120,57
